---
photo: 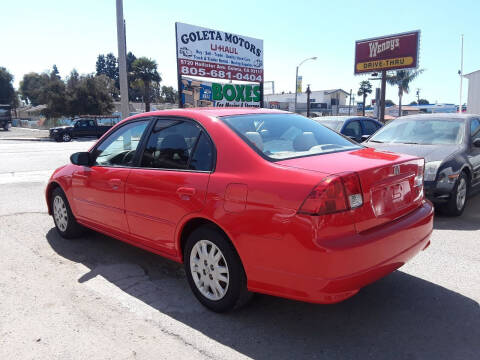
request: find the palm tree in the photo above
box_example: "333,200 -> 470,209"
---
357,80 -> 372,116
132,57 -> 162,112
387,69 -> 424,117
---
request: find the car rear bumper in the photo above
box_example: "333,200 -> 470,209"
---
247,200 -> 434,304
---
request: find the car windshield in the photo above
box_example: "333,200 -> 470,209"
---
222,113 -> 360,160
316,119 -> 344,131
369,118 -> 465,145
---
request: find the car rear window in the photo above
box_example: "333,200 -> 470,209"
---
316,120 -> 344,131
369,118 -> 465,145
222,113 -> 360,160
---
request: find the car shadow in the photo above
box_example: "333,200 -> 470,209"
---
46,229 -> 479,359
434,192 -> 480,231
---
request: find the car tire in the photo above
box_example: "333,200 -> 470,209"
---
62,133 -> 72,142
184,225 -> 253,312
442,172 -> 469,217
51,187 -> 83,238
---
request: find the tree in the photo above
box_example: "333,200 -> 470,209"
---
132,57 -> 161,112
51,64 -> 60,79
126,51 -> 136,72
96,54 -> 106,76
387,69 -> 424,116
357,80 -> 372,116
0,67 -> 16,106
126,51 -> 143,101
19,72 -> 49,105
66,74 -> 114,116
161,86 -> 177,103
105,53 -> 118,82
418,99 -> 429,105
385,99 -> 395,107
42,70 -> 67,119
409,101 -> 418,105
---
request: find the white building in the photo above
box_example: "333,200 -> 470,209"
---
465,70 -> 480,115
265,89 -> 350,115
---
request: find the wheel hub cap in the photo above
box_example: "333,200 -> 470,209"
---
190,240 -> 229,301
456,178 -> 467,211
53,195 -> 68,232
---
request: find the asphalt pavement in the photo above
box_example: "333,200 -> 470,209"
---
0,127 -> 479,360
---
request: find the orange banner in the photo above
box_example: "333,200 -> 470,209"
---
356,56 -> 414,72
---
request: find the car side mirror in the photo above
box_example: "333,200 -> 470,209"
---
473,138 -> 480,148
70,152 -> 91,166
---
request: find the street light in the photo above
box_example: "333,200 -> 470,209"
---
295,57 -> 317,113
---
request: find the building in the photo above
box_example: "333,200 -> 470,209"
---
385,105 -> 422,117
464,70 -> 480,115
265,89 -> 350,115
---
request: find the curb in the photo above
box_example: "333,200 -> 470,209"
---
0,137 -> 51,142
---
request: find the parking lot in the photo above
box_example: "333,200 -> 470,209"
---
0,128 -> 479,360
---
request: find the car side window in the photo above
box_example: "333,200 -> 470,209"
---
88,120 -> 95,127
343,120 -> 362,138
189,132 -> 214,171
363,120 -> 380,135
471,118 -> 480,140
140,119 -> 205,170
92,120 -> 149,167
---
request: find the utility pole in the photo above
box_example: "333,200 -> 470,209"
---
306,85 -> 311,117
416,88 -> 420,104
116,0 -> 129,119
348,89 -> 352,115
458,34 -> 464,113
294,57 -> 316,113
379,70 -> 387,122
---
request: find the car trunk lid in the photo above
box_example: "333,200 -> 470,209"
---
277,148 -> 424,232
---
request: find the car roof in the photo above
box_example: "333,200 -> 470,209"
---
395,113 -> 476,121
125,107 -> 287,122
317,116 -> 376,121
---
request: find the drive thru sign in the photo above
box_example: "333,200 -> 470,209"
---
354,31 -> 420,74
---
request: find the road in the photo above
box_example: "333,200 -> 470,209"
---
1,128 -> 479,360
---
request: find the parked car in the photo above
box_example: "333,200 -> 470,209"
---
49,118 -> 115,142
315,116 -> 383,142
0,104 -> 12,131
46,108 -> 433,312
365,113 -> 480,216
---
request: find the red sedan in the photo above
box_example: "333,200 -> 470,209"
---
46,108 -> 433,312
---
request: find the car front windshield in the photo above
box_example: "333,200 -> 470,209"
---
369,118 -> 465,145
222,113 -> 360,160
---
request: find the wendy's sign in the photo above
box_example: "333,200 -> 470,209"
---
354,31 -> 420,74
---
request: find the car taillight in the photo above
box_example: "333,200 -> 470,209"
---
298,172 -> 363,216
414,159 -> 424,188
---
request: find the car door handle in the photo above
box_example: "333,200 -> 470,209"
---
177,187 -> 196,199
108,178 -> 122,190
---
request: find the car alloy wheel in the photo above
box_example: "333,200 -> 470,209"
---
456,177 -> 467,211
190,239 -> 229,301
53,195 -> 69,232
62,133 -> 71,142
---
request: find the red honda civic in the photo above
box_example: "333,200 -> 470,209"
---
46,108 -> 433,312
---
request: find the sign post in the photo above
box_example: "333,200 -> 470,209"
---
175,22 -> 263,108
354,30 -> 420,122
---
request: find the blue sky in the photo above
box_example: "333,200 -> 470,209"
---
2,0 -> 479,105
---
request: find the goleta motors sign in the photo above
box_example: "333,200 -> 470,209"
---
354,30 -> 420,74
175,22 -> 264,82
